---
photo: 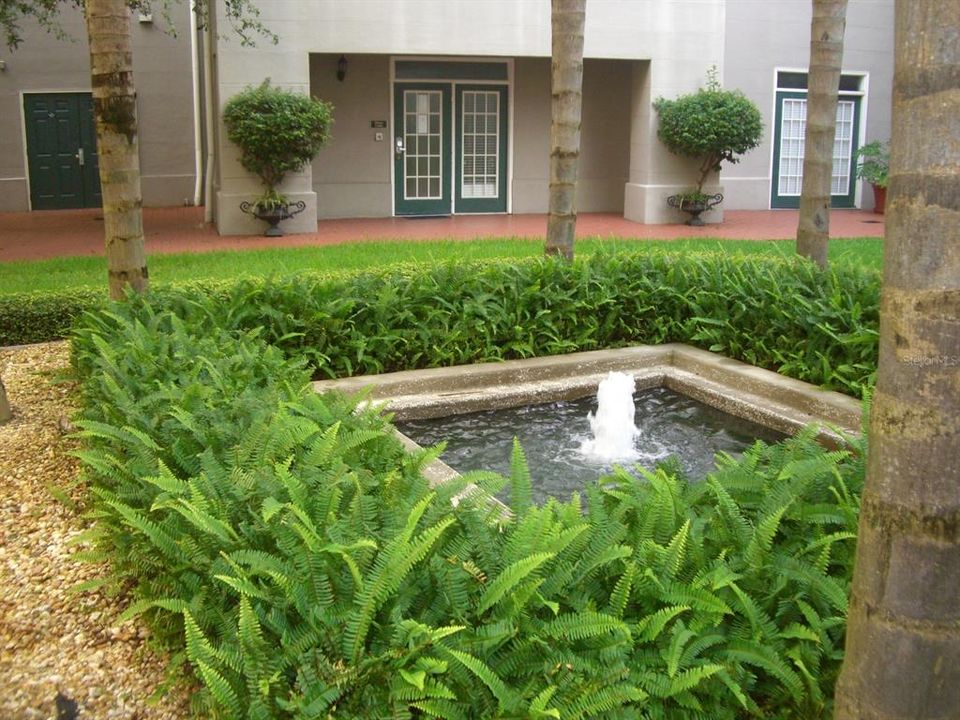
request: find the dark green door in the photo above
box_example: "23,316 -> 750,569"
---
24,93 -> 101,210
455,85 -> 508,213
394,83 -> 452,216
771,91 -> 861,209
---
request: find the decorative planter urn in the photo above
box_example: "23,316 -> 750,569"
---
240,200 -> 307,237
666,193 -> 724,226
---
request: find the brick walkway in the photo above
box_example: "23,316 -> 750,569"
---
0,207 -> 884,263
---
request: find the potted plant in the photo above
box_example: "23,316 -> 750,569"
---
855,140 -> 889,214
654,68 -> 763,225
223,80 -> 333,236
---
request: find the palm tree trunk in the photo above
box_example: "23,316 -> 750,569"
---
796,0 -> 847,270
85,0 -> 148,299
833,3 -> 960,718
545,0 -> 585,261
0,374 -> 11,424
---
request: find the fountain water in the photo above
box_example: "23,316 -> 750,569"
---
396,386 -> 784,504
580,372 -> 640,462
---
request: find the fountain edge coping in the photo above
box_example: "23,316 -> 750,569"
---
313,343 -> 862,443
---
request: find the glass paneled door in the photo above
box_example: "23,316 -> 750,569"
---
771,90 -> 861,208
394,83 -> 452,215
394,81 -> 508,216
455,85 -> 508,213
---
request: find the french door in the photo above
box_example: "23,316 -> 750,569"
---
771,91 -> 861,209
394,82 -> 507,216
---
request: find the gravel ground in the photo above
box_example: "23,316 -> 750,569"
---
0,343 -> 191,720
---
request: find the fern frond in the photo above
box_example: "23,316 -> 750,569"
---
442,648 -> 517,712
509,439 -> 533,519
476,552 -> 554,615
543,611 -> 631,642
636,605 -> 689,643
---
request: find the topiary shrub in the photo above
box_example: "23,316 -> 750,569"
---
223,80 -> 333,208
654,68 -> 763,193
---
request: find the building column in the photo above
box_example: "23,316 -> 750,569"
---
623,60 -> 724,225
213,35 -> 317,235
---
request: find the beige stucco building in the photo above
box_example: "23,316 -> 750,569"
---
1,0 -> 893,235
0,3 -> 200,213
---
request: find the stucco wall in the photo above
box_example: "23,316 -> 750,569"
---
226,0 -> 726,62
309,54 -> 392,218
0,5 -> 198,211
513,57 -> 631,214
722,0 -> 894,209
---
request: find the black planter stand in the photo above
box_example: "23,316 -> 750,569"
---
666,193 -> 724,226
240,200 -> 307,237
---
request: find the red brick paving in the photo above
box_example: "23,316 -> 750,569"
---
0,206 -> 884,263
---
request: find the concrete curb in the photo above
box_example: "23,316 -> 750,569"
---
314,343 -> 861,439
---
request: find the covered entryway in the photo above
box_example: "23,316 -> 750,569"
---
307,55 -> 631,225
23,93 -> 101,210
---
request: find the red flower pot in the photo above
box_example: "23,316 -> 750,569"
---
871,184 -> 886,215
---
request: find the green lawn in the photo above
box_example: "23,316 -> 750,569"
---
0,236 -> 883,295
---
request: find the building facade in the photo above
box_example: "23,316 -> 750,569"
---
0,3 -> 199,213
1,0 -> 894,234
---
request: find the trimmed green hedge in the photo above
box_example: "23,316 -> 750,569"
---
70,252 -> 880,397
0,279 -> 232,347
0,288 -> 103,346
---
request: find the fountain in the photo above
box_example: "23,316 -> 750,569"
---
580,371 -> 640,462
316,343 -> 862,504
397,378 -> 783,503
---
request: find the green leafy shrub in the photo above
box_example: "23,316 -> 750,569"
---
223,80 -> 333,203
71,308 -> 866,719
70,252 -> 879,398
9,252 -> 879,398
855,140 -> 890,188
654,69 -> 764,192
0,288 -> 103,345
0,279 -> 234,347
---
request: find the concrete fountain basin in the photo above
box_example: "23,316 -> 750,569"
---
313,344 -> 862,496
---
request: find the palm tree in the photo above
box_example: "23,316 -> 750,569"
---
796,0 -> 848,270
85,0 -> 148,299
833,3 -> 960,718
545,0 -> 585,260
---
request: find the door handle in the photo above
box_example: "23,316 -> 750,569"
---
75,148 -> 85,167
395,137 -> 405,156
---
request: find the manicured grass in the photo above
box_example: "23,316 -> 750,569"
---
0,236 -> 883,295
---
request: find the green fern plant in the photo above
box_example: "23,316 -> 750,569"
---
69,286 -> 867,719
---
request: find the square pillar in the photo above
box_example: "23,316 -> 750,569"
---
213,34 -> 317,235
623,55 -> 725,225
